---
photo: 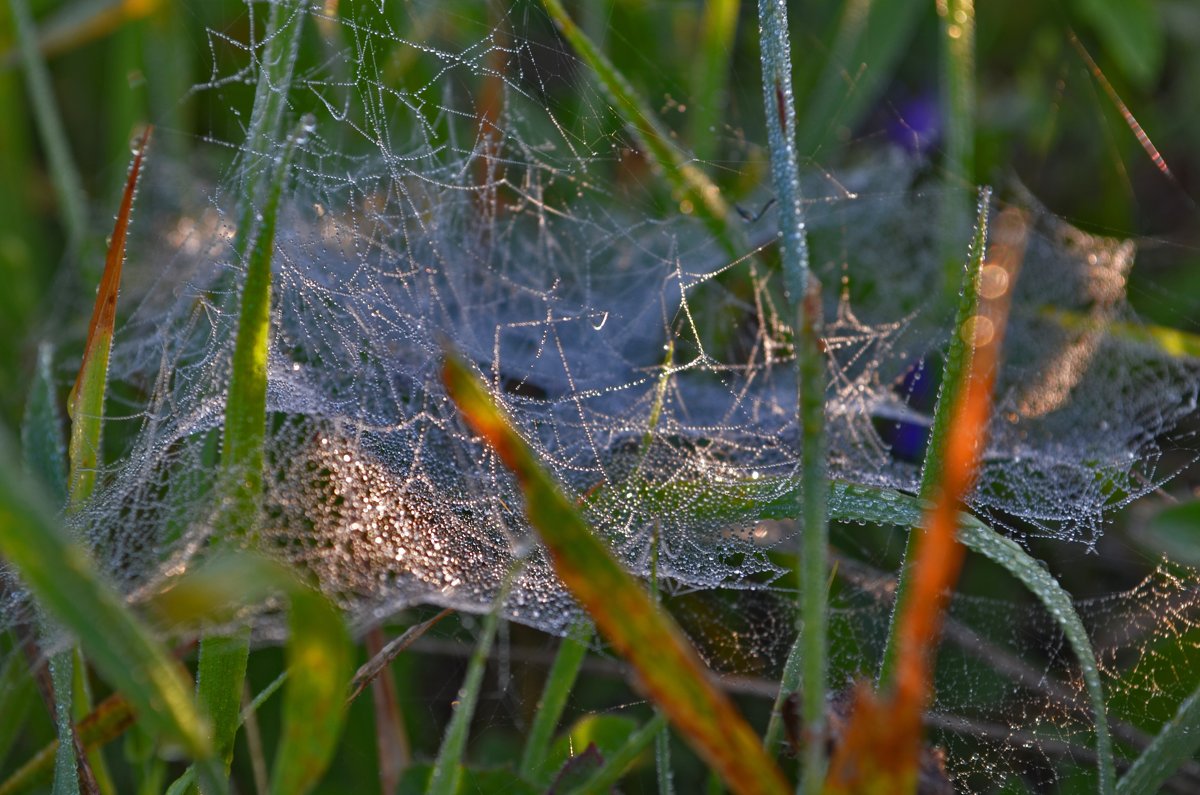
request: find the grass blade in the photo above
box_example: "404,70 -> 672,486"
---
268,587 -> 352,795
935,0 -> 977,299
757,2 -> 828,789
0,427 -> 212,762
21,343 -> 67,504
149,555 -> 352,795
519,621 -> 593,783
879,188 -> 991,686
49,652 -> 79,795
194,115 -> 311,785
562,713 -> 668,795
427,586 -> 511,795
1117,686 -> 1200,795
538,0 -> 739,254
66,125 -> 150,509
443,353 -> 789,795
686,0 -> 739,164
6,0 -> 87,252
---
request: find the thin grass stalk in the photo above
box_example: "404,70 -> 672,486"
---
6,0 -> 87,253
427,577 -> 515,795
518,621 -> 593,782
562,713 -> 669,795
935,0 -> 977,300
878,189 -> 989,687
762,628 -> 803,755
686,0 -> 739,164
757,2 -> 828,791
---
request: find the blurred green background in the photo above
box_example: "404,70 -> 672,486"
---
0,1 -> 1197,792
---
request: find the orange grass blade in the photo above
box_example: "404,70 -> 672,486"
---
66,125 -> 151,506
443,352 -> 789,795
824,207 -> 1029,795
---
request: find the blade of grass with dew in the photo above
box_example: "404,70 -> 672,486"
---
149,554 -> 353,795
562,712 -> 669,795
0,427 -> 216,774
52,125 -> 150,795
538,0 -> 739,255
878,187 -> 991,687
518,620 -> 594,784
758,1 -> 828,790
427,578 -> 515,795
66,125 -> 150,509
1117,685 -> 1200,795
193,114 -> 311,786
585,471 -> 1116,789
686,0 -> 738,164
6,0 -> 87,253
231,0 -> 306,258
762,626 -> 803,755
443,353 -> 789,795
794,0 -> 926,157
935,0 -> 977,300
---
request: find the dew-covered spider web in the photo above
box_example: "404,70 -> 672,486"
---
11,0 -> 1200,791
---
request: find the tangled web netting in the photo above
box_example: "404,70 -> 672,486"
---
13,0 -> 1200,789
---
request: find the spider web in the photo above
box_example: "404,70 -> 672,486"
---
11,1 -> 1200,791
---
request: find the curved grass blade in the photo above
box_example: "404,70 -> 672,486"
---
443,353 -> 789,795
538,0 -> 739,255
585,471 -> 1115,790
1117,685 -> 1200,795
0,427 -> 212,763
562,713 -> 668,795
519,620 -> 593,784
66,125 -> 150,509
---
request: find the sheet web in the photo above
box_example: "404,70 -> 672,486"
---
19,0 -> 1200,790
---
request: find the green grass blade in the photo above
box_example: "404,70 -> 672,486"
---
518,621 -> 593,783
6,0 -> 87,252
538,0 -> 738,254
936,0 -> 977,299
0,638 -> 37,774
762,628 -> 802,755
686,0 -> 739,164
268,587 -> 353,795
794,0 -> 926,157
879,188 -> 990,687
1116,686 -> 1200,795
757,2 -> 828,789
427,590 -> 509,795
49,652 -> 79,795
66,126 -> 150,509
233,0 -> 306,256
1138,499 -> 1200,565
21,343 -> 67,504
583,470 -> 1115,791
150,554 -> 352,795
195,115 -> 311,785
0,426 -> 212,762
443,353 -> 789,795
562,712 -> 668,795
